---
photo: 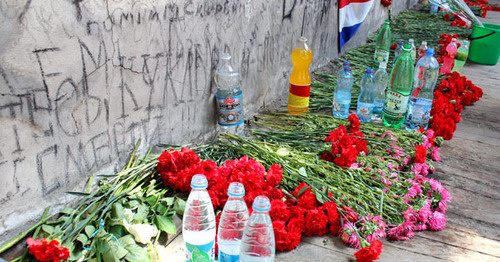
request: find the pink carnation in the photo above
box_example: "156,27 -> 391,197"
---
436,187 -> 452,213
414,223 -> 428,231
428,212 -> 446,231
431,147 -> 441,161
350,163 -> 359,169
340,223 -> 361,248
418,200 -> 432,223
388,222 -> 415,241
422,136 -> 432,150
403,208 -> 418,224
405,184 -> 423,199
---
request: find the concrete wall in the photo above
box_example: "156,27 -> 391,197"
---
0,0 -> 416,243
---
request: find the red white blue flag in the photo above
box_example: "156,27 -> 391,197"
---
339,0 -> 374,52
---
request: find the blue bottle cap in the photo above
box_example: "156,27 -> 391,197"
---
252,196 -> 271,212
344,66 -> 352,72
426,47 -> 435,55
227,182 -> 245,197
343,60 -> 351,66
398,40 -> 404,45
366,68 -> 374,74
191,174 -> 208,189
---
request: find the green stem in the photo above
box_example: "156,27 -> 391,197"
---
0,207 -> 51,255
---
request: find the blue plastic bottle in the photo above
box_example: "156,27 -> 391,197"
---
357,68 -> 376,122
333,65 -> 353,118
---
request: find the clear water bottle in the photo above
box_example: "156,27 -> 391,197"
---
409,39 -> 417,64
333,65 -> 353,119
394,40 -> 404,63
373,62 -> 389,121
239,196 -> 275,262
418,41 -> 428,62
337,60 -> 351,79
357,68 -> 376,123
404,48 -> 439,130
218,182 -> 249,262
215,53 -> 244,135
430,3 -> 439,14
383,44 -> 414,129
183,174 -> 216,262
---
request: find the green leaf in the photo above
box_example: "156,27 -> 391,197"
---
124,244 -> 151,262
85,225 -> 96,238
76,233 -> 88,245
110,241 -> 128,259
108,225 -> 126,238
174,198 -> 186,216
132,204 -> 148,223
125,200 -> 141,209
42,224 -> 54,234
118,235 -> 136,246
276,148 -> 290,156
111,202 -> 124,219
144,195 -> 157,206
156,203 -> 167,215
315,191 -> 325,204
162,197 -> 175,206
296,185 -> 310,197
61,206 -> 77,215
155,215 -> 177,235
298,167 -> 308,177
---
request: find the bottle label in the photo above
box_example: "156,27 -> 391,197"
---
185,240 -> 215,262
374,50 -> 389,64
288,83 -> 311,108
332,100 -> 350,113
218,252 -> 239,262
405,98 -> 432,128
373,102 -> 384,114
216,94 -> 244,126
383,90 -> 409,119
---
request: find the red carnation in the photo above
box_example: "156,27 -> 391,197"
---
304,208 -> 329,236
413,145 -> 427,164
354,239 -> 383,262
348,114 -> 361,133
266,164 -> 283,187
270,199 -> 291,222
27,238 -> 69,262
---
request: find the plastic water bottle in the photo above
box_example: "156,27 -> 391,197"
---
239,196 -> 275,262
215,53 -> 244,135
373,62 -> 389,121
440,38 -> 458,74
404,48 -> 439,130
418,41 -> 428,61
333,65 -> 353,119
357,68 -> 376,122
337,60 -> 351,79
383,44 -> 414,129
218,182 -> 249,262
374,20 -> 392,69
393,41 -> 404,63
430,3 -> 439,14
452,40 -> 469,73
409,39 -> 417,64
183,174 -> 216,262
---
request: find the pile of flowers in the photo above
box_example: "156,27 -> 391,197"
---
320,115 -> 367,168
26,238 -> 69,262
429,71 -> 483,139
444,13 -> 472,28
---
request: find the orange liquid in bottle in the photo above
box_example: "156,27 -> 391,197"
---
288,37 -> 313,114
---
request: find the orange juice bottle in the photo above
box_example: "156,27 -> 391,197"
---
287,36 -> 313,114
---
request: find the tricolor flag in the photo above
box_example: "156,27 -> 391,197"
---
339,0 -> 374,52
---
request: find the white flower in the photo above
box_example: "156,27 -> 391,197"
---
123,219 -> 158,244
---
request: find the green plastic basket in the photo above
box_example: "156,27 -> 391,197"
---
468,23 -> 500,65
